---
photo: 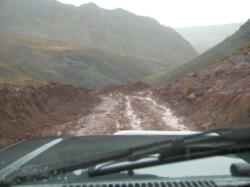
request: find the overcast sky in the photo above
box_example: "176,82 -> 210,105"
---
56,0 -> 250,28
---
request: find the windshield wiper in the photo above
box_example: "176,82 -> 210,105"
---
2,127 -> 250,185
88,126 -> 250,177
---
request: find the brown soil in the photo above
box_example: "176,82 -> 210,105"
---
0,81 -> 186,148
0,82 -> 98,148
156,52 -> 250,130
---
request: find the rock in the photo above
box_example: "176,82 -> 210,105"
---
186,92 -> 197,101
239,60 -> 250,66
188,72 -> 197,78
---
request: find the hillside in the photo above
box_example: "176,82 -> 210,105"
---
156,42 -> 250,129
0,0 -> 197,66
145,19 -> 250,87
176,23 -> 242,53
0,33 -> 167,88
0,82 -> 96,147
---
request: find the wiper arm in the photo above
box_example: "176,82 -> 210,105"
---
2,127 -> 250,185
88,127 -> 250,177
90,126 -> 248,164
88,144 -> 250,177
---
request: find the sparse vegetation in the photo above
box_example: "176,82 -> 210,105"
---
235,42 -> 250,54
182,82 -> 194,96
214,69 -> 225,77
247,42 -> 250,48
236,47 -> 245,53
233,103 -> 250,123
165,83 -> 172,90
219,55 -> 230,62
0,33 -> 167,88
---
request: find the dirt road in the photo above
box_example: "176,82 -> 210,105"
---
68,90 -> 188,135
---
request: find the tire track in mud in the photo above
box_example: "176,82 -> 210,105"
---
68,90 -> 188,136
125,95 -> 142,130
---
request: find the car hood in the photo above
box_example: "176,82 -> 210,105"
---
0,135 -> 184,178
0,135 -> 247,180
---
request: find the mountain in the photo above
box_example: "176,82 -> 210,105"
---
0,32 -> 167,88
0,0 -> 197,66
176,23 -> 243,53
145,19 -> 250,86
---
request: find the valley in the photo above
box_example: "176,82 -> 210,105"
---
0,0 -> 249,150
176,23 -> 243,53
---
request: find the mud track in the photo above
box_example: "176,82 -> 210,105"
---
68,90 -> 188,135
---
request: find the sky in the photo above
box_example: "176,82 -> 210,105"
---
56,0 -> 250,28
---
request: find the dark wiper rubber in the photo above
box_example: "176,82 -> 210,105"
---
88,126 -> 250,177
231,163 -> 250,177
88,144 -> 250,177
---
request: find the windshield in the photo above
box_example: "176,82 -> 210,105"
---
0,0 -> 250,186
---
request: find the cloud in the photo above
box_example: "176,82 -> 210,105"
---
56,0 -> 250,27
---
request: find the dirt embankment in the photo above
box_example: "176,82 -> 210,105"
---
0,82 -> 98,147
0,81 -> 188,148
156,52 -> 250,130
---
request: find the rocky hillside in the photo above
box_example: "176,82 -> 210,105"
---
145,19 -> 250,86
0,82 -> 97,147
0,32 -> 166,88
0,0 -> 197,66
156,43 -> 250,130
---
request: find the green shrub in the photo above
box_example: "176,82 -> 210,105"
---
219,55 -> 229,62
165,83 -> 172,90
214,69 -> 225,77
246,42 -> 250,49
182,82 -> 194,96
237,47 -> 245,53
235,43 -> 250,55
233,103 -> 250,123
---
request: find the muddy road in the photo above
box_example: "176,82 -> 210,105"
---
66,90 -> 188,136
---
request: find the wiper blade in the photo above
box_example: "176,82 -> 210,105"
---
2,127 -> 250,185
88,126 -> 250,177
88,144 -> 250,177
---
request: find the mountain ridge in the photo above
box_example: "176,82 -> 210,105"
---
0,32 -> 168,88
0,0 -> 197,65
145,19 -> 250,86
